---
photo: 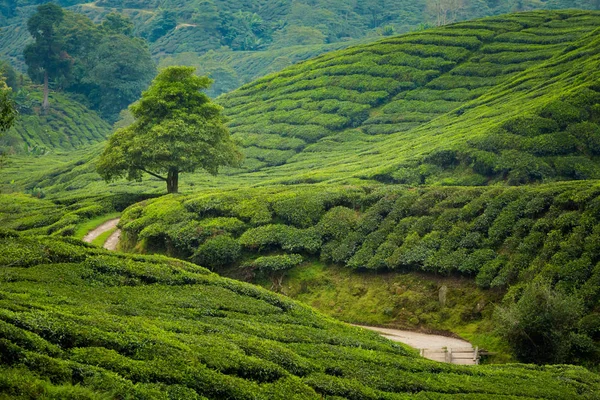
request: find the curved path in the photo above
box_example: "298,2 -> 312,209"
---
355,325 -> 478,365
82,218 -> 121,251
82,218 -> 477,363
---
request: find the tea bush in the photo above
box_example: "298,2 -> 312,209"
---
1,234 -> 599,398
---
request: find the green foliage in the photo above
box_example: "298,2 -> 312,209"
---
0,82 -> 15,133
23,3 -> 69,111
57,9 -> 155,121
246,254 -> 304,273
97,66 -> 242,193
193,234 -> 242,269
1,234 -> 598,397
0,90 -> 111,154
495,281 -> 592,365
117,182 -> 600,366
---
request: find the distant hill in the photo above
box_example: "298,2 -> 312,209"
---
218,10 -> 600,186
0,89 -> 111,155
2,1 -> 600,97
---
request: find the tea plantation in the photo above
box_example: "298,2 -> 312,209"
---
218,10 -> 600,186
0,90 -> 111,155
4,7 -> 600,397
110,182 -> 600,364
11,10 -> 600,197
1,230 -> 600,398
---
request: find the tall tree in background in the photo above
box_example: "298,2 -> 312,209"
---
427,0 -> 465,26
100,12 -> 134,36
97,66 -> 242,194
83,34 -> 156,120
23,3 -> 70,113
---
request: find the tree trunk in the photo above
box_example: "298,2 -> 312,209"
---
42,71 -> 49,114
166,168 -> 179,194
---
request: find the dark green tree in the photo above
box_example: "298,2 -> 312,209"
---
23,3 -> 71,113
97,66 -> 242,194
495,281 -> 587,364
100,12 -> 134,36
83,35 -> 156,120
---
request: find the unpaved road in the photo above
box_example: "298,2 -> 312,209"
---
83,219 -> 476,362
82,218 -> 121,251
357,325 -> 472,349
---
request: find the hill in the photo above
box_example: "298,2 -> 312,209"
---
3,1 -> 600,97
18,9 -> 600,197
105,181 -> 600,364
217,10 -> 600,186
0,89 -> 111,155
1,209 -> 600,397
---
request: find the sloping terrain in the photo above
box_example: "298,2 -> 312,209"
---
1,231 -> 600,398
13,10 -> 600,197
218,10 -> 600,186
0,90 -> 111,155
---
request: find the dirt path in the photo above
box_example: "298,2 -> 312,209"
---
357,325 -> 472,349
356,325 -> 478,364
103,229 -> 121,251
82,218 -> 121,250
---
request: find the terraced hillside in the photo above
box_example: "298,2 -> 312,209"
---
0,90 -> 111,155
1,231 -> 600,398
214,11 -> 599,183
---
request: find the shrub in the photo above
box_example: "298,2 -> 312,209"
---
192,235 -> 242,269
566,122 -> 600,155
495,281 -> 586,364
502,115 -> 559,137
540,100 -> 584,129
246,254 -> 304,273
239,225 -> 322,254
318,207 -> 359,241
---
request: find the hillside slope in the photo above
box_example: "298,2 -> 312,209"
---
3,1 -> 600,97
0,90 -> 112,155
1,231 -> 600,398
218,10 -> 600,186
6,10 -> 600,197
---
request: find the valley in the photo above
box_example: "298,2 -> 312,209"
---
1,2 -> 600,399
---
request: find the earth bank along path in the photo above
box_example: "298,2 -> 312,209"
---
82,218 -> 477,364
82,218 -> 121,251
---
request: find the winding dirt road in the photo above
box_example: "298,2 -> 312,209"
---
357,325 -> 472,349
82,218 -> 121,251
81,218 -> 477,363
356,325 -> 478,364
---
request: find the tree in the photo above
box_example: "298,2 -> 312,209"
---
83,35 -> 156,120
426,0 -> 465,26
97,66 -> 242,194
0,80 -> 16,133
494,281 -> 587,364
23,3 -> 70,113
100,12 -> 134,36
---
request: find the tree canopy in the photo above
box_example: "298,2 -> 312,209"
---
23,3 -> 70,112
97,66 -> 242,193
0,82 -> 16,133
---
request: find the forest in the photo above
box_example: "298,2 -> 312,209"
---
2,1 -> 600,399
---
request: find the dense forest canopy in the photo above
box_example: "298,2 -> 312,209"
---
2,0 -> 600,99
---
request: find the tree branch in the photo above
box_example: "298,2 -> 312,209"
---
137,166 -> 167,181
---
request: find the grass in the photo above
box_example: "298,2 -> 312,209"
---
72,212 -> 121,241
90,227 -> 117,247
